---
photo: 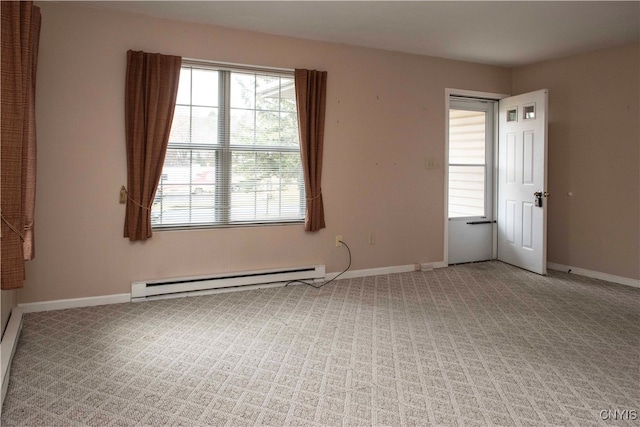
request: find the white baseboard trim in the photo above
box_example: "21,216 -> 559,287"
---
18,293 -> 131,314
1,307 -> 23,412
326,261 -> 447,281
16,262 -> 450,313
547,262 -> 640,288
430,261 -> 449,269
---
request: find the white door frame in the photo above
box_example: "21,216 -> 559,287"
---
444,88 -> 509,266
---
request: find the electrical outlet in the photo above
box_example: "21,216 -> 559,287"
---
335,235 -> 343,247
368,233 -> 375,245
425,158 -> 437,170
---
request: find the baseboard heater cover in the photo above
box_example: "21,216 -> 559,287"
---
1,307 -> 23,411
131,265 -> 325,302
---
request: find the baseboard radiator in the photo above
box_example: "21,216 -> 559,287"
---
1,307 -> 23,411
131,265 -> 326,302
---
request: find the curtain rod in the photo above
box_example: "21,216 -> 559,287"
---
182,58 -> 294,75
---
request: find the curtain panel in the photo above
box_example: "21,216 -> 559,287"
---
1,1 -> 41,290
124,50 -> 181,241
294,69 -> 328,232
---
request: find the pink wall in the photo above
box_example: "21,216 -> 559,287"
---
20,2 -> 512,303
513,44 -> 640,280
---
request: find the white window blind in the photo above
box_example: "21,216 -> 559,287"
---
152,64 -> 305,228
448,109 -> 487,218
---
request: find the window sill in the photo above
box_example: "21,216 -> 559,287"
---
152,220 -> 305,232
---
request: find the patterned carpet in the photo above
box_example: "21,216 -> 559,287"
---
1,261 -> 638,426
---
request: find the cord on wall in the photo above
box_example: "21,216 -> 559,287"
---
286,240 -> 352,289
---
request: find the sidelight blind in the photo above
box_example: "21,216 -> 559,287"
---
448,109 -> 487,218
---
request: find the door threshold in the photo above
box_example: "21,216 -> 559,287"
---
448,259 -> 493,266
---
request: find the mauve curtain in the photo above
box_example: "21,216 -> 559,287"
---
124,50 -> 181,241
1,1 -> 41,290
294,69 -> 327,232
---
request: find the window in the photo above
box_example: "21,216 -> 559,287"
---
523,104 -> 535,120
152,63 -> 305,228
448,108 -> 489,218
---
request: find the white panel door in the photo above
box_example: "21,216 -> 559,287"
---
497,89 -> 548,274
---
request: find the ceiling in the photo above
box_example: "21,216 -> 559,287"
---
73,1 -> 639,67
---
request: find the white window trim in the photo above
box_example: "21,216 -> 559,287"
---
152,60 -> 305,230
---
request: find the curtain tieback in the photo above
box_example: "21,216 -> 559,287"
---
123,187 -> 152,210
306,191 -> 322,202
1,212 -> 25,241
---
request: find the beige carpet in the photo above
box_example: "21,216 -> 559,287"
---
1,261 -> 638,426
